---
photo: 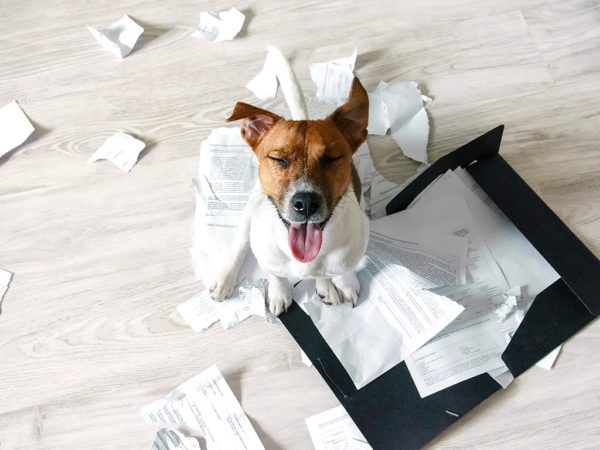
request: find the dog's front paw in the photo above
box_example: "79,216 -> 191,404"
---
316,278 -> 343,305
208,266 -> 237,301
332,272 -> 360,306
267,277 -> 292,316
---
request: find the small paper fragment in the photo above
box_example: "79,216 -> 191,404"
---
0,101 -> 35,158
217,279 -> 266,330
300,350 -> 313,367
305,405 -> 372,450
310,48 -> 357,104
88,132 -> 145,172
177,291 -> 220,332
151,428 -> 201,450
192,7 -> 245,42
86,15 -> 144,58
0,269 -> 13,313
494,286 -> 521,322
246,50 -> 279,100
536,345 -> 562,370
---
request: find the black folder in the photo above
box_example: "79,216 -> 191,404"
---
279,126 -> 600,450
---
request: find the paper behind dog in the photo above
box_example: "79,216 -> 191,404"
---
86,15 -> 143,58
310,48 -> 357,105
0,101 -> 35,159
142,365 -> 264,450
88,132 -> 145,172
192,7 -> 245,42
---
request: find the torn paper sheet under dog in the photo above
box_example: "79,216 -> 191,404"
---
151,428 -> 202,450
86,15 -> 143,58
294,223 -> 467,389
310,48 -> 357,105
142,365 -> 264,450
0,100 -> 34,159
368,80 -> 430,163
88,132 -> 145,172
192,7 -> 245,42
305,405 -> 372,450
0,269 -> 13,313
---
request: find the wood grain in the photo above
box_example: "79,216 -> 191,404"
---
0,0 -> 599,449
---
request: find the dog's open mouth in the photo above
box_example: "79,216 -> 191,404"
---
279,217 -> 328,263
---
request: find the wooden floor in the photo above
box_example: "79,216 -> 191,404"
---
1,1 -> 599,449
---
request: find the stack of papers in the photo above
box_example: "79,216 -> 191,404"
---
142,365 -> 264,450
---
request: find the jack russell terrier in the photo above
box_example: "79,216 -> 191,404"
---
208,78 -> 370,316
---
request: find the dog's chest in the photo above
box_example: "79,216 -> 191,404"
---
249,195 -> 369,279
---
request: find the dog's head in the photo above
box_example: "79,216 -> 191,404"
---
227,78 -> 368,263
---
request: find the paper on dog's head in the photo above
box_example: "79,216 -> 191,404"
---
227,78 -> 369,262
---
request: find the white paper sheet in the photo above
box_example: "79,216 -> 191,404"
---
310,48 -> 357,105
151,428 -> 202,450
192,7 -> 245,42
0,269 -> 13,313
301,350 -> 313,367
305,406 -> 371,450
536,345 -> 562,370
246,49 -> 279,100
86,15 -> 143,58
0,100 -> 35,158
142,365 -> 264,450
367,80 -> 430,163
88,132 -> 145,172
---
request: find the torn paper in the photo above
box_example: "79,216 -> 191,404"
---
86,15 -> 144,58
0,100 -> 34,158
305,405 -> 371,450
246,50 -> 279,100
151,428 -> 202,450
142,365 -> 264,450
310,48 -> 357,105
493,286 -> 521,322
0,269 -> 13,313
301,350 -> 313,367
88,132 -> 145,172
192,7 -> 245,42
177,291 -> 220,332
536,345 -> 561,370
178,281 -> 268,332
367,80 -> 430,163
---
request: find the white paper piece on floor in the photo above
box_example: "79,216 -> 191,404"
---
88,132 -> 145,172
0,269 -> 13,313
0,100 -> 35,158
192,7 -> 245,42
142,365 -> 265,450
177,291 -> 220,332
86,15 -> 144,58
246,49 -> 279,100
151,428 -> 202,450
536,345 -> 562,370
301,350 -> 313,367
367,80 -> 430,163
310,48 -> 357,105
305,405 -> 371,450
191,127 -> 265,287
218,279 -> 266,329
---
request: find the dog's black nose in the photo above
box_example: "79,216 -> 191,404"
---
291,191 -> 321,218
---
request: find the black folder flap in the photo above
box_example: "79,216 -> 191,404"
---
280,126 -> 599,449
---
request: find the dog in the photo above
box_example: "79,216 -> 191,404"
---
208,78 -> 370,316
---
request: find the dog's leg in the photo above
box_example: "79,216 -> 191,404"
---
209,188 -> 260,301
267,274 -> 292,316
317,272 -> 360,306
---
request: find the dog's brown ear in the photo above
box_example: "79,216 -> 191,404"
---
328,78 -> 369,151
227,102 -> 283,149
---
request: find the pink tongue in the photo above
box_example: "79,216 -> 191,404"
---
288,222 -> 323,262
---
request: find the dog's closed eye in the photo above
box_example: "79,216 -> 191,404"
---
268,155 -> 290,168
320,154 -> 343,166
